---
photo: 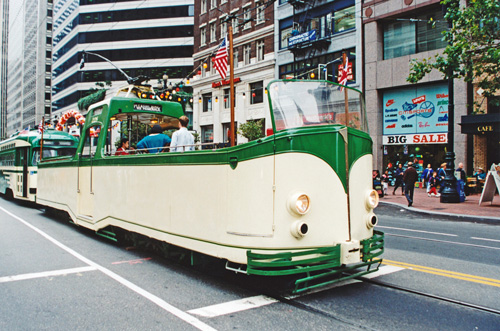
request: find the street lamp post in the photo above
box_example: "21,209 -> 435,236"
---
440,4 -> 460,204
162,74 -> 168,90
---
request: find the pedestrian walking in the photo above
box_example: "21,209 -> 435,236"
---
403,162 -> 418,207
393,163 -> 405,195
421,163 -> 433,193
438,162 -> 447,194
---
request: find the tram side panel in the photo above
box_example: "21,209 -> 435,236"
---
349,154 -> 377,241
37,162 -> 79,216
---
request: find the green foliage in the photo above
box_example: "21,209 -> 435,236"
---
407,0 -> 500,110
237,119 -> 265,141
78,89 -> 106,111
77,82 -> 112,111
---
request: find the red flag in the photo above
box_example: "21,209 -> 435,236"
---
214,36 -> 228,80
338,58 -> 349,91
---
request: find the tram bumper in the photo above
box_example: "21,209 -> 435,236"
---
246,230 -> 384,294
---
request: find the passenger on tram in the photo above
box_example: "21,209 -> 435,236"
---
170,116 -> 194,152
115,138 -> 133,156
137,124 -> 171,153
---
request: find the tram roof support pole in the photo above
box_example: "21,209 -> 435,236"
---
229,26 -> 235,147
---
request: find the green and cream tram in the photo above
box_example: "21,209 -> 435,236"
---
36,80 -> 384,293
0,130 -> 79,201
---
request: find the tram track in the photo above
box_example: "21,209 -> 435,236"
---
246,268 -> 500,330
358,276 -> 500,316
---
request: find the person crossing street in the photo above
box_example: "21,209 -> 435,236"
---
403,162 -> 418,207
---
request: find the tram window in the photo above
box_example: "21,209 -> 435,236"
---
81,125 -> 101,158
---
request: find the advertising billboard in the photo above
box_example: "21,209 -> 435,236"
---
383,84 -> 449,136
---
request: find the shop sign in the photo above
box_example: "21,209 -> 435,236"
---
383,84 -> 449,135
288,30 -> 316,47
212,77 -> 241,88
383,133 -> 447,145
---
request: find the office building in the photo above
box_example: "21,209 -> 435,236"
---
52,0 -> 194,120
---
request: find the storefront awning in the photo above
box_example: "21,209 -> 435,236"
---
459,113 -> 500,134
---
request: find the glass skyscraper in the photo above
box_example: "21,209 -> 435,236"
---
51,0 -> 194,119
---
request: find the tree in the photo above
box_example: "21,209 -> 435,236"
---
237,119 -> 265,141
407,0 -> 500,111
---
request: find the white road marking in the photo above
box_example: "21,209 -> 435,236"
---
471,237 -> 500,243
0,206 -> 216,331
361,265 -> 404,279
377,225 -> 457,237
188,295 -> 278,318
0,266 -> 97,283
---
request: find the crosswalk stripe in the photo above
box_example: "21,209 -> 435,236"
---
188,295 -> 278,318
0,266 -> 97,283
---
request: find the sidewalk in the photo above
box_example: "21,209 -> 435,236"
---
378,186 -> 500,222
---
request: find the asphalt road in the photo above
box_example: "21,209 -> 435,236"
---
1,198 -> 499,330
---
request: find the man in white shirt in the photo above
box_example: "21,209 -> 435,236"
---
170,115 -> 194,152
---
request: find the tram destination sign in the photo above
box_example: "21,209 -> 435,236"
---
133,103 -> 162,112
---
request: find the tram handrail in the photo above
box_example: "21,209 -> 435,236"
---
116,142 -> 229,155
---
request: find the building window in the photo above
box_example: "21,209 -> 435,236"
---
202,93 -> 212,112
232,16 -> 239,34
334,6 -> 355,33
220,20 -> 227,39
210,23 -> 217,43
244,44 -> 251,65
200,27 -> 206,45
222,122 -> 237,143
257,40 -> 265,62
244,9 -> 252,30
280,27 -> 292,49
384,9 -> 448,60
201,0 -> 207,13
256,4 -> 265,24
211,0 -> 217,9
223,88 -> 235,109
250,81 -> 263,104
233,47 -> 239,68
201,125 -> 214,143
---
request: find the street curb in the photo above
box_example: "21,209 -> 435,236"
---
378,201 -> 500,225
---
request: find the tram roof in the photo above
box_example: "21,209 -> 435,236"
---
0,130 -> 79,149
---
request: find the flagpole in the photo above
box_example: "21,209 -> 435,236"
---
228,26 -> 235,147
343,52 -> 349,127
342,52 -> 351,241
40,116 -> 44,163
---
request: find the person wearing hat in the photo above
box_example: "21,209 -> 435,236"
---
137,124 -> 171,153
473,167 -> 486,180
403,161 -> 418,207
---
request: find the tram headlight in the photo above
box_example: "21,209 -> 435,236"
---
288,192 -> 310,216
365,190 -> 379,210
365,213 -> 378,229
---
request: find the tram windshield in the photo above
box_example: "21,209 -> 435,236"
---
32,147 -> 77,165
268,80 -> 367,133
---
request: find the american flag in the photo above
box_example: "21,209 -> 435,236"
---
38,118 -> 45,134
214,36 -> 228,80
338,58 -> 349,91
